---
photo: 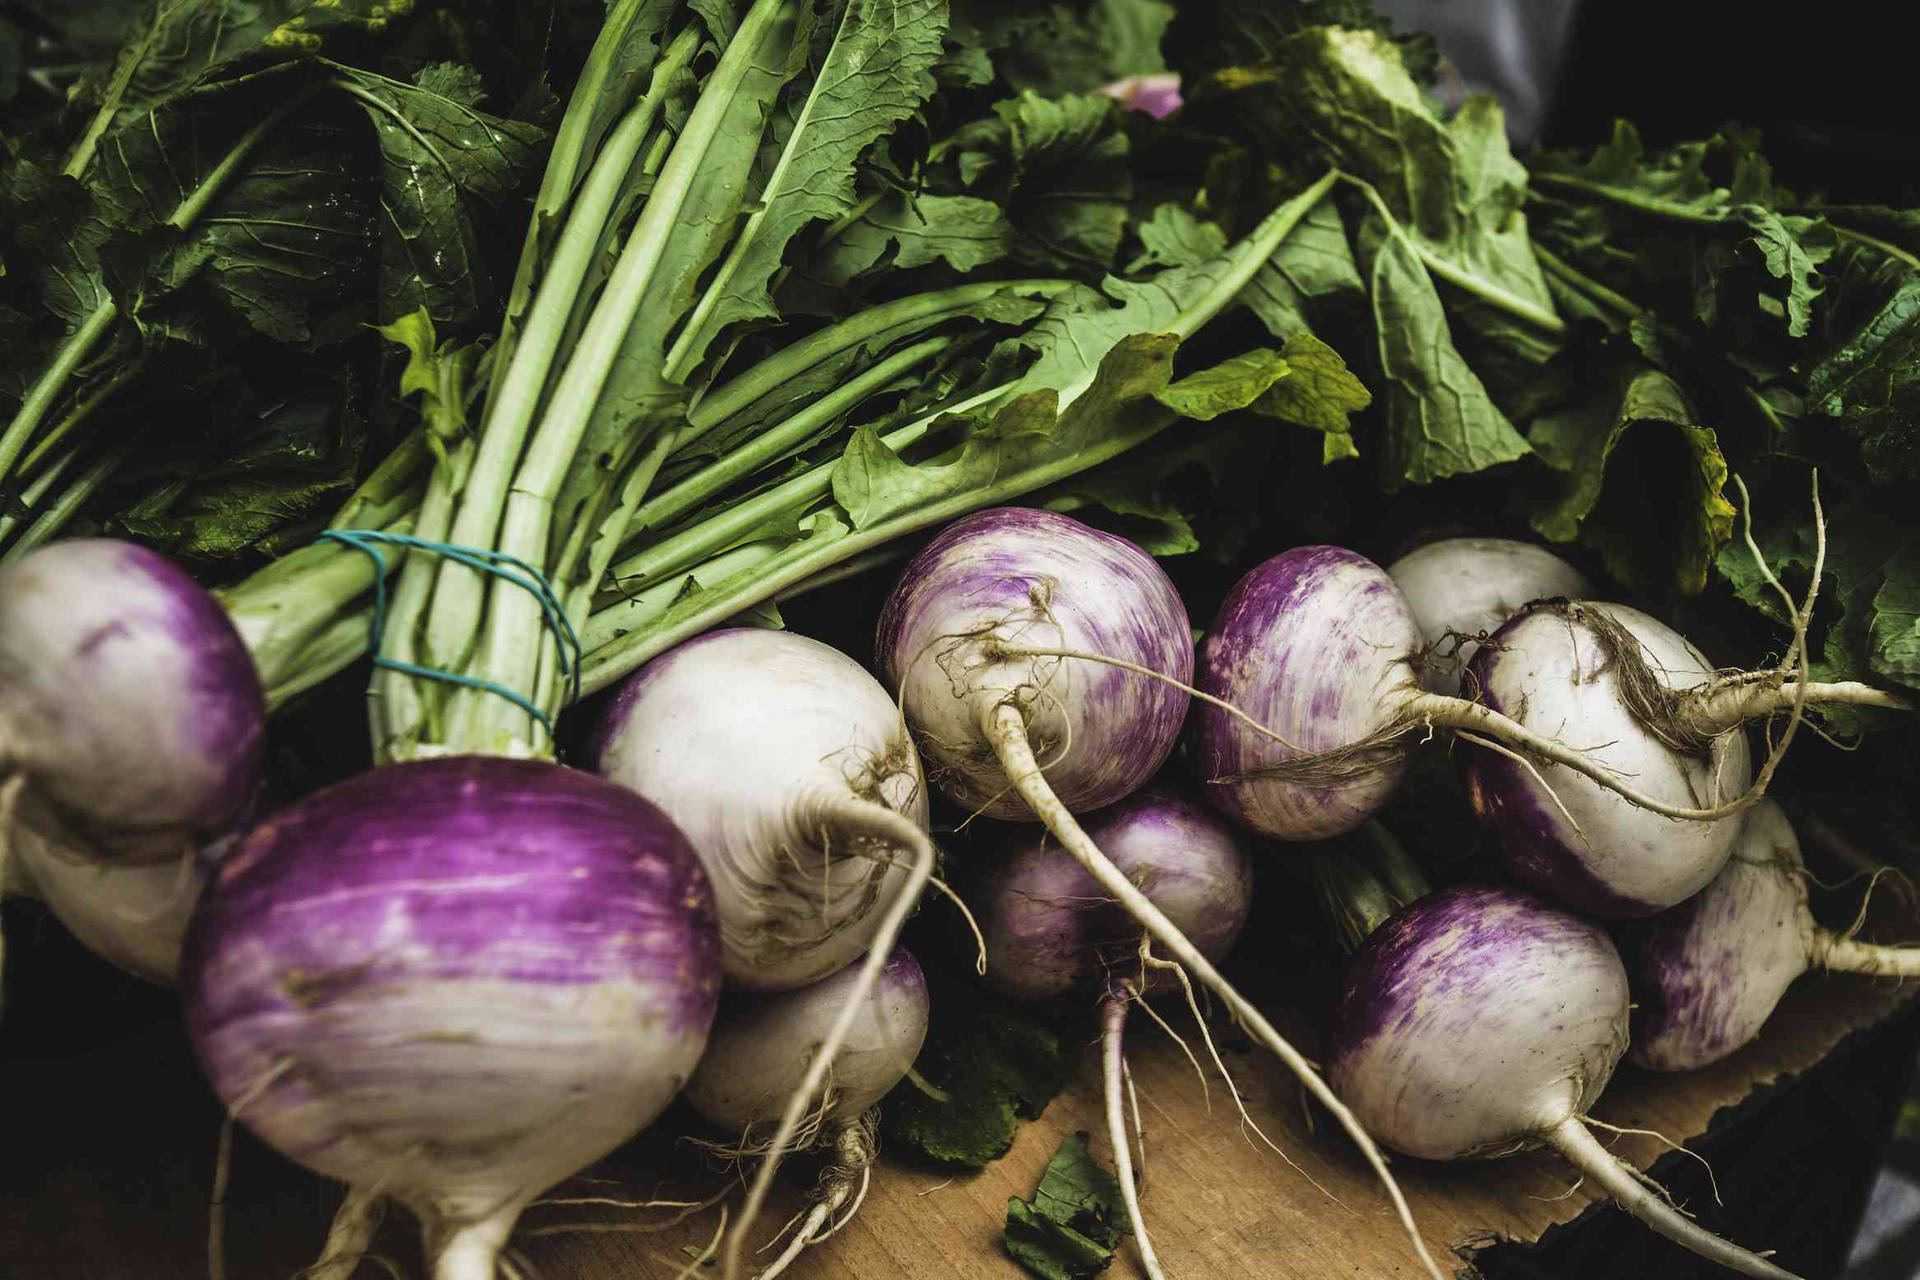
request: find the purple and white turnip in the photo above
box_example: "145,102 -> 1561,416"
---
183,757 -> 721,1280
967,786 -> 1254,1280
1330,885 -> 1799,1279
1191,546 -> 1901,903
0,539 -> 263,988
1386,536 -> 1591,696
879,508 -> 1447,1280
1619,798 -> 1920,1071
595,627 -> 934,1277
684,947 -> 929,1279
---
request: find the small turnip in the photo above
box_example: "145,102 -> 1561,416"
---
1330,885 -> 1799,1280
1619,799 -> 1920,1071
1386,536 -> 1590,696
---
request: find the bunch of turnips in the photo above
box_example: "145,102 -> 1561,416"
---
5,2 -> 1918,1279
4,505 -> 1910,1280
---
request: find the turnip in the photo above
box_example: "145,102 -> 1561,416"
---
1386,536 -> 1590,696
1191,546 -> 1900,855
968,787 -> 1254,1280
0,539 -> 263,989
1619,798 -> 1920,1071
1329,884 -> 1800,1280
1464,600 -> 1760,916
183,757 -> 721,1280
594,627 -> 934,1279
683,946 -> 929,1279
878,507 -> 1449,1280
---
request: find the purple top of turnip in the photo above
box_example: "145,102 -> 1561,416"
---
878,507 -> 1192,818
1329,884 -> 1627,1162
1192,545 -> 1424,840
972,787 -> 1255,1002
183,757 -> 721,1221
0,539 -> 262,844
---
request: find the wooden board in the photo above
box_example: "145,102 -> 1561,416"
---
2,898 -> 1912,1280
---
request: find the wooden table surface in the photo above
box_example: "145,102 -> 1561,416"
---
4,892 -> 1913,1280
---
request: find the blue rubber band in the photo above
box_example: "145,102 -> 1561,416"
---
318,529 -> 584,742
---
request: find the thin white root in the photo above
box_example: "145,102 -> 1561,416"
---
984,705 -> 1442,1280
1103,986 -> 1168,1280
1585,1117 -> 1722,1206
520,1181 -> 738,1239
301,1186 -> 386,1280
669,1206 -> 729,1280
1544,1118 -> 1799,1279
720,802 -> 934,1280
1142,951 -> 1341,1208
992,644 -> 1304,751
1809,930 -> 1920,978
1124,1058 -> 1146,1191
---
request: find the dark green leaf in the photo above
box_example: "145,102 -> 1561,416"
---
880,971 -> 1074,1168
1154,347 -> 1289,421
1358,216 -> 1530,487
1004,1132 -> 1131,1280
1164,0 -> 1437,85
952,91 -> 1133,275
1523,363 -> 1734,594
334,65 -> 549,331
1805,278 -> 1920,487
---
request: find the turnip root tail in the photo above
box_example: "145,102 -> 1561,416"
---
722,802 -> 934,1280
1102,983 -> 1168,1280
1809,931 -> 1920,978
427,1210 -> 518,1280
753,1118 -> 875,1280
303,1187 -> 385,1280
1544,1117 -> 1799,1280
982,703 -> 1447,1280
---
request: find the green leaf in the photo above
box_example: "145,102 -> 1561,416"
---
1805,277 -> 1920,487
1251,331 -> 1369,460
803,191 -> 1013,293
70,0 -> 407,144
880,970 -> 1073,1168
1522,363 -> 1734,594
832,331 -> 1177,530
1126,203 -> 1226,272
334,65 -> 549,332
1154,347 -> 1290,421
1716,497 -> 1920,731
1358,217 -> 1530,487
955,91 -> 1133,275
1004,1132 -> 1131,1280
1240,194 -> 1362,337
374,307 -> 485,459
1207,28 -> 1558,367
672,0 -> 949,372
1164,0 -> 1438,84
1530,122 -> 1838,342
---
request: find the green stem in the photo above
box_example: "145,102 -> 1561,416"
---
0,446 -> 83,549
422,28 -> 701,678
1830,223 -> 1920,274
602,380 -> 1007,593
1528,171 -> 1729,226
484,0 -> 677,409
1345,176 -> 1567,333
678,279 -> 1070,450
16,361 -> 143,478
580,169 -> 1345,690
0,301 -> 117,486
629,333 -> 953,539
449,0 -> 796,756
1531,242 -> 1646,318
1,449 -> 126,564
